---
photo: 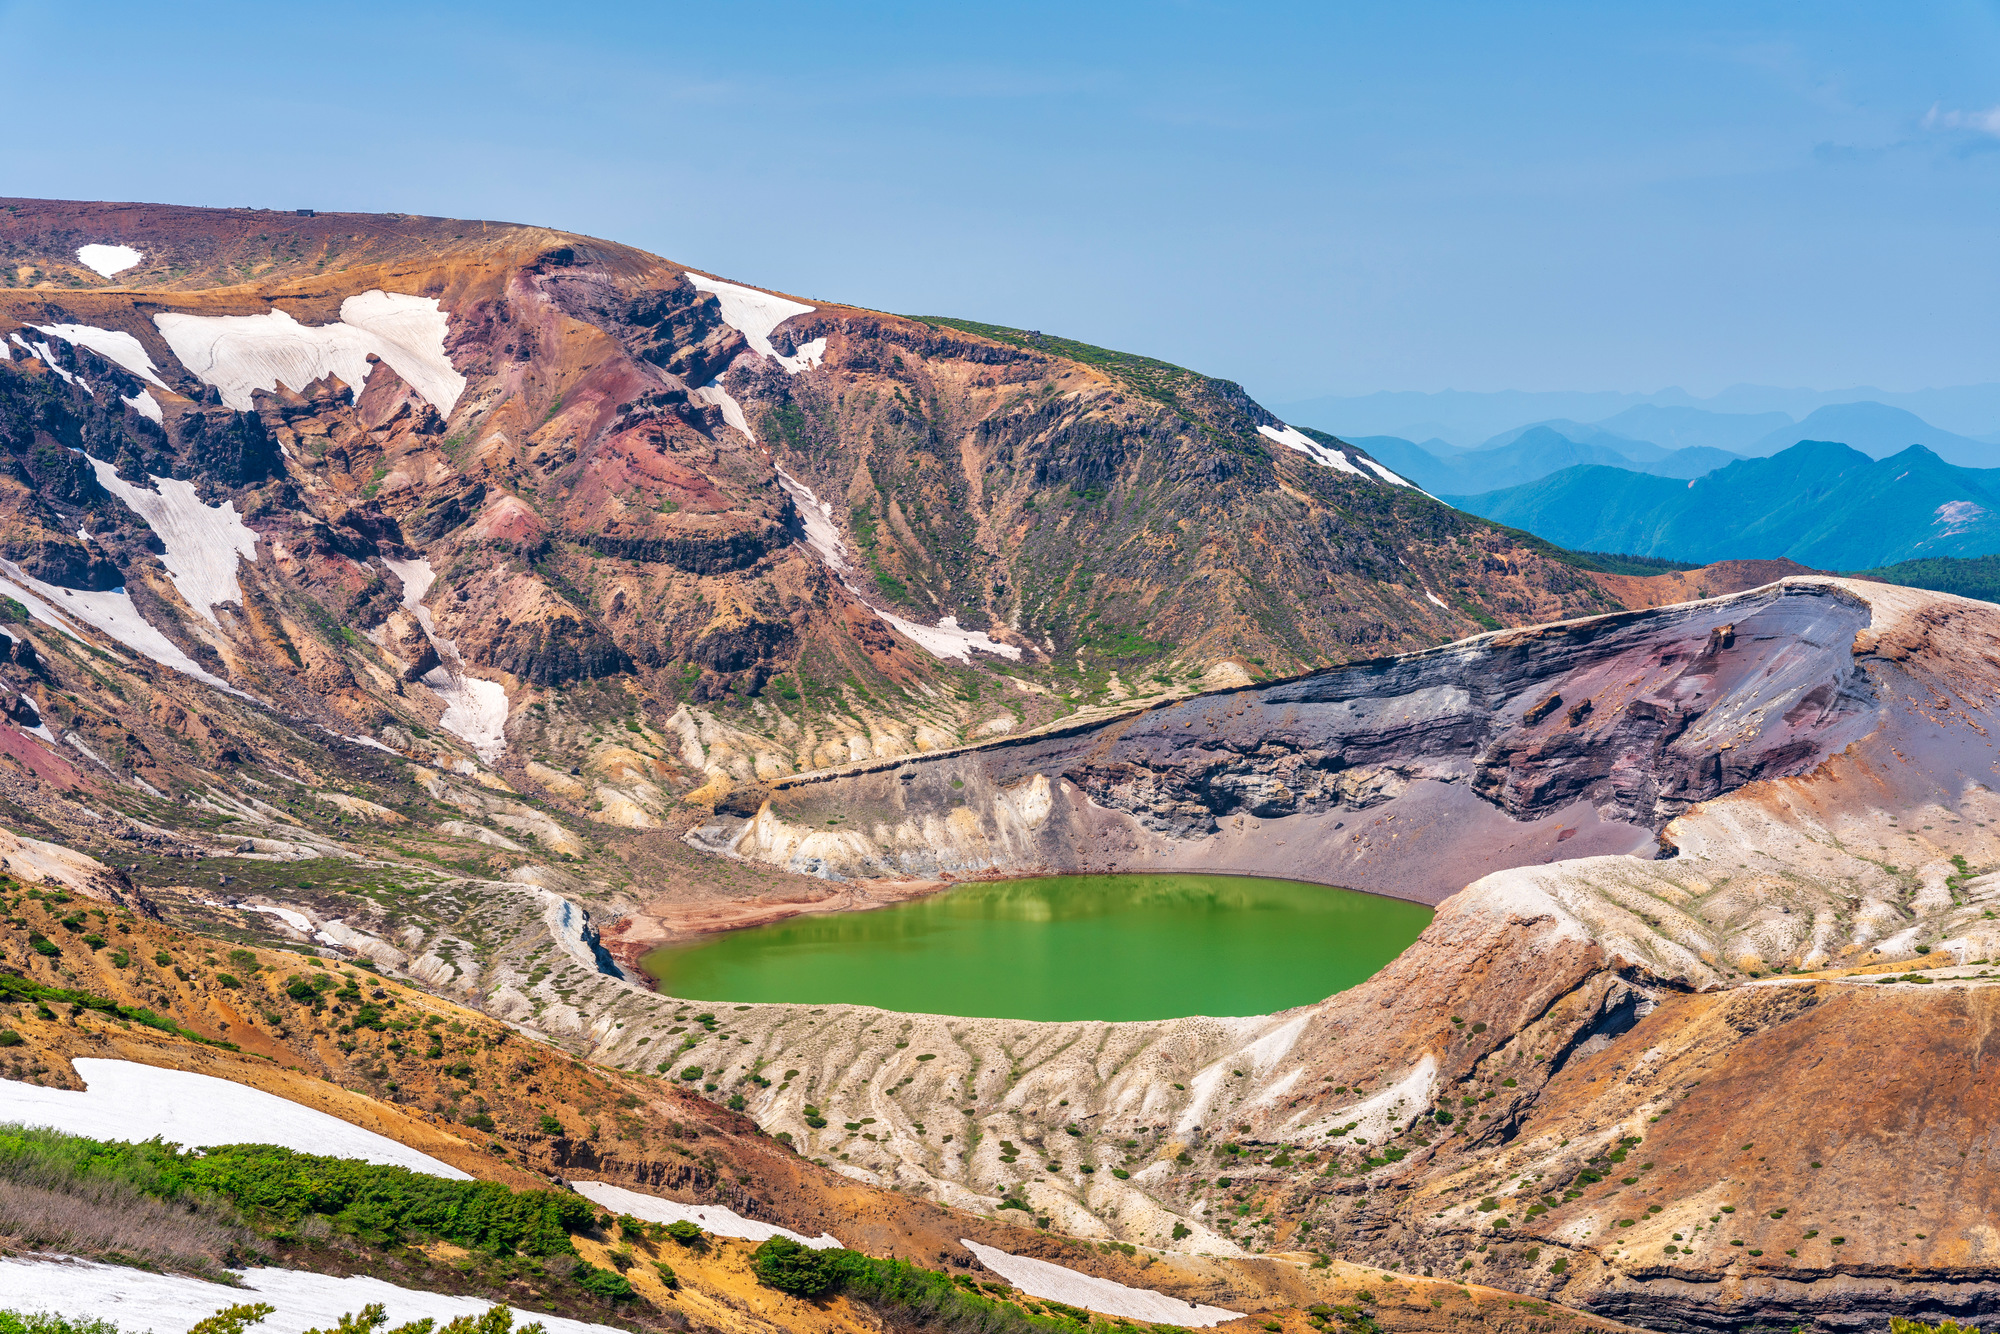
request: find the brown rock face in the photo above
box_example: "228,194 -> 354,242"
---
696,580 -> 1879,903
0,195 -> 1623,813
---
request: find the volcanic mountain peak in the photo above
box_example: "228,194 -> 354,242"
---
0,197 -> 1620,829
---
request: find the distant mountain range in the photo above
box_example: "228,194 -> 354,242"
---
1274,383 -> 2000,447
1448,441 -> 2000,571
1359,427 -> 1738,496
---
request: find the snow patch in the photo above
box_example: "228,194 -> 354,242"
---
33,323 -> 168,388
0,1058 -> 470,1178
1258,422 -> 1366,478
25,339 -> 85,391
683,273 -> 821,373
573,1180 -> 843,1248
381,555 -> 508,761
959,1240 -> 1241,1326
82,457 -> 257,623
773,466 -> 1020,663
122,389 -> 163,423
75,243 -> 142,277
243,903 -> 317,934
1426,591 -> 1448,610
0,559 -> 237,694
0,1254 -> 622,1334
1360,456 -> 1414,487
154,291 -> 464,414
694,381 -> 755,438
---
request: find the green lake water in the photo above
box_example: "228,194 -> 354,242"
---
638,873 -> 1433,1022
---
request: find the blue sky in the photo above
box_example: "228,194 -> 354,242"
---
3,1 -> 1996,402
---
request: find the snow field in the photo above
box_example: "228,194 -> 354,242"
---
570,1180 -> 843,1249
0,1058 -> 471,1178
381,555 -> 508,761
33,323 -> 169,388
958,1240 -> 1242,1326
0,559 -> 235,694
1256,423 -> 1366,478
154,291 -> 463,415
123,390 -> 164,423
75,243 -> 143,277
0,1256 -> 623,1334
682,274 -> 821,373
83,457 -> 258,624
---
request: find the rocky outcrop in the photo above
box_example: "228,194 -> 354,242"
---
693,580 -> 1878,903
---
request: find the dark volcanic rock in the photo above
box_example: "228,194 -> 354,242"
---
698,582 -> 1879,902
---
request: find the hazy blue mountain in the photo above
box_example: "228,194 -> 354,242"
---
1475,419 -> 1669,460
1273,383 -> 2000,447
1590,404 -> 1793,453
1745,402 -> 1997,466
1364,425 -> 1738,495
1447,442 -> 2000,570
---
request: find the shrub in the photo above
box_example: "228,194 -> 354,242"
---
1172,1221 -> 1191,1239
752,1236 -> 845,1296
537,1115 -> 563,1136
654,1259 -> 679,1289
0,1031 -> 20,1048
664,1220 -> 706,1249
575,1265 -> 635,1301
680,1067 -> 703,1082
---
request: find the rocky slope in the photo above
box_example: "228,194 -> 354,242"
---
7,198 -> 2000,1334
614,577 -> 2000,1331
0,196 -> 1629,958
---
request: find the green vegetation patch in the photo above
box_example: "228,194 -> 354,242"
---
1849,554 -> 2000,605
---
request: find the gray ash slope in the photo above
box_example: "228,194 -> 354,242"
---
696,580 -> 1879,902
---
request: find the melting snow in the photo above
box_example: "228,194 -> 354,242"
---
25,339 -> 85,391
773,466 -> 1020,662
959,1240 -> 1241,1326
75,243 -> 142,277
684,273 -> 821,373
572,1180 -> 842,1248
382,556 -> 509,761
122,389 -> 164,423
0,1255 -> 621,1334
154,291 -> 464,414
1426,591 -> 1448,609
1257,422 -> 1366,478
694,382 -> 755,438
0,559 -> 236,694
33,322 -> 168,388
0,1058 -> 469,1177
83,456 -> 257,623
1359,456 -> 1414,487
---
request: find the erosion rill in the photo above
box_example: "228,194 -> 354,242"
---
0,199 -> 1996,1333
602,576 -> 2000,1332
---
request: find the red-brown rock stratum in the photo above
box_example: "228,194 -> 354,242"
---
0,199 -> 1994,1334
